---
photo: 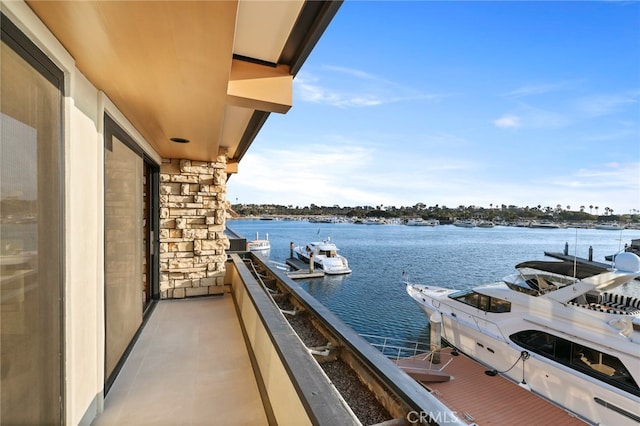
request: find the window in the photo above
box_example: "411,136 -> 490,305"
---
449,290 -> 511,313
510,330 -> 640,397
1,13 -> 64,425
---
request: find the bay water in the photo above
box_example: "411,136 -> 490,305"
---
228,219 -> 640,345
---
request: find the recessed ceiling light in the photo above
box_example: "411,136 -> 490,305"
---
170,137 -> 190,143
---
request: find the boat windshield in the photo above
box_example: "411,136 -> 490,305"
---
449,289 -> 511,313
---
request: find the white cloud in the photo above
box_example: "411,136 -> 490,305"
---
295,74 -> 385,107
294,69 -> 445,108
493,114 -> 521,128
574,92 -> 639,117
322,65 -> 380,81
501,81 -> 575,98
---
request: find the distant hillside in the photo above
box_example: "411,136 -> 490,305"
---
226,206 -> 240,219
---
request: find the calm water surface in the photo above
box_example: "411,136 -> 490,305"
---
228,219 -> 640,344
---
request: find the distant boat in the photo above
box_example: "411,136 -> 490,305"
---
406,218 -> 439,226
595,222 -> 624,231
247,232 -> 270,253
529,220 -> 560,229
453,219 -> 476,228
362,218 -> 385,225
476,220 -> 494,228
309,216 -> 338,223
293,238 -> 351,275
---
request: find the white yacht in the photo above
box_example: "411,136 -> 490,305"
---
293,238 -> 351,275
595,222 -> 625,231
247,232 -> 270,253
406,252 -> 640,425
476,220 -> 495,228
453,219 -> 476,228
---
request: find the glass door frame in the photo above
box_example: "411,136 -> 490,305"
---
103,113 -> 159,393
1,12 -> 65,425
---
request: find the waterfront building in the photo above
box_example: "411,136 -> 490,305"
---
0,2 -> 344,424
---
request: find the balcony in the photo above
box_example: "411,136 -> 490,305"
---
92,253 -> 457,426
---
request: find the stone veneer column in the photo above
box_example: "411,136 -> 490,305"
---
159,158 -> 230,299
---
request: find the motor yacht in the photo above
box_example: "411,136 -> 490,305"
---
293,238 -> 351,275
406,252 -> 640,425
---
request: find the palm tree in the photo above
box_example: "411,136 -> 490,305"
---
580,205 -> 585,213
589,205 -> 593,214
595,206 -> 599,216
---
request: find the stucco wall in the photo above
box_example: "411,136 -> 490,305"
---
159,158 -> 230,299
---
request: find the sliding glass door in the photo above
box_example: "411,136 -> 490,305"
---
104,116 -> 158,390
1,14 -> 63,425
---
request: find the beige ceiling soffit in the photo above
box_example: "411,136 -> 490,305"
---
225,160 -> 239,175
227,59 -> 292,114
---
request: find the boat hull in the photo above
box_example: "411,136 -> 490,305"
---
294,249 -> 351,275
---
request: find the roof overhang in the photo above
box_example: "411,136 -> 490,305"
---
26,0 -> 341,172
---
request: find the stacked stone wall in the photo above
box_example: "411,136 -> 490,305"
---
159,158 -> 230,299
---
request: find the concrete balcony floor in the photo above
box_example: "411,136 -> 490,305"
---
92,295 -> 268,426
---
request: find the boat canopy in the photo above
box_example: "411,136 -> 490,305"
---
515,260 -> 607,280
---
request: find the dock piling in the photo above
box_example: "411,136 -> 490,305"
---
429,311 -> 442,364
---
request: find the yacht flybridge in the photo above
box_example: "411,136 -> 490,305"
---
406,252 -> 640,425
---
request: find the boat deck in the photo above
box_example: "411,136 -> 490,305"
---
422,349 -> 587,425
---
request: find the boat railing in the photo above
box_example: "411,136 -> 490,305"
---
466,314 -> 509,343
360,334 -> 455,373
360,334 -> 431,361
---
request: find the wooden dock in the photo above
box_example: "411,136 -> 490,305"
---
418,348 -> 587,425
285,257 -> 325,279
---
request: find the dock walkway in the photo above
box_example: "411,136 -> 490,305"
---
544,251 -> 612,269
285,257 -> 325,279
420,348 -> 587,425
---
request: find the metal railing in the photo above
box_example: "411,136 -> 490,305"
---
360,334 -> 431,361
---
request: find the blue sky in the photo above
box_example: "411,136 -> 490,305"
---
227,1 -> 640,215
